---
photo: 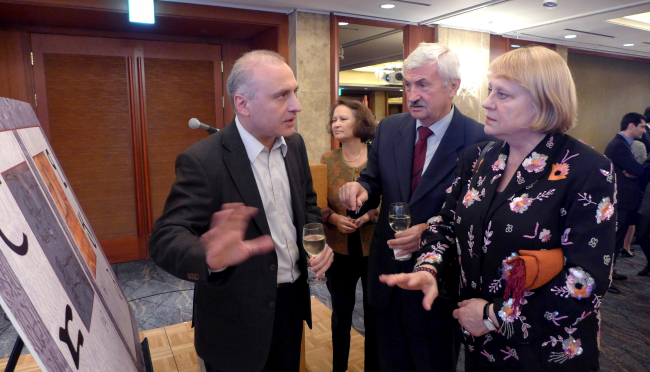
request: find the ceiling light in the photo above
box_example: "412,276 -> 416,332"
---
624,43 -> 634,46
338,22 -> 349,26
564,35 -> 577,39
380,4 -> 396,9
543,0 -> 557,8
129,0 -> 155,24
511,44 -> 520,48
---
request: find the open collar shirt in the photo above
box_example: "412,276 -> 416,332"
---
236,117 -> 300,284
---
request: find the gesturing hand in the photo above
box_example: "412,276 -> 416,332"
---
379,269 -> 439,310
338,182 -> 368,211
201,203 -> 275,271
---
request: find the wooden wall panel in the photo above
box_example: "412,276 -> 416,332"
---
489,34 -> 508,64
143,57 -> 214,224
44,54 -> 138,241
567,52 -> 650,153
0,26 -> 32,105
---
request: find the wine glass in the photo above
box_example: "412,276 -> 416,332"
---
389,202 -> 412,261
303,223 -> 327,285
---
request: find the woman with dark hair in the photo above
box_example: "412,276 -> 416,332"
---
381,47 -> 616,371
320,98 -> 379,371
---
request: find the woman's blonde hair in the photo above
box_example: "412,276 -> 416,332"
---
488,46 -> 577,133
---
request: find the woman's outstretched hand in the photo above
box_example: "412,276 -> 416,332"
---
379,268 -> 438,310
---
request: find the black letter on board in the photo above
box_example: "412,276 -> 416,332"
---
0,229 -> 28,256
59,305 -> 84,369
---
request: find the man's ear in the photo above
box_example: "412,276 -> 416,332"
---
626,122 -> 635,131
234,94 -> 250,117
448,78 -> 461,97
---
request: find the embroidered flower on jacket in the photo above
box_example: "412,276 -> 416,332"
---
560,208 -> 567,216
505,224 -> 513,233
463,188 -> 481,207
415,251 -> 443,267
539,229 -> 551,242
566,267 -> 595,299
588,238 -> 598,248
522,152 -> 548,173
596,197 -> 614,224
428,216 -> 442,226
498,298 -> 521,323
492,154 -> 508,171
549,163 -> 569,181
549,336 -> 583,364
603,255 -> 611,265
509,194 -> 533,213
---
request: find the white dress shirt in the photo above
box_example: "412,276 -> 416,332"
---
235,117 -> 301,283
415,105 -> 454,175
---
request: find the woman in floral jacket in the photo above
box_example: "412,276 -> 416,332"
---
381,47 -> 615,371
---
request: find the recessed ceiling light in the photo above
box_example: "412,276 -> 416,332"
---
338,22 -> 349,26
543,0 -> 558,8
511,44 -> 520,48
624,43 -> 634,46
380,4 -> 395,9
564,34 -> 577,39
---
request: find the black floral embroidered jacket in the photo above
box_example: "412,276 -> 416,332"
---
416,133 -> 616,371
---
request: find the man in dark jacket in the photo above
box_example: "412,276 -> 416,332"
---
148,50 -> 333,372
604,112 -> 646,292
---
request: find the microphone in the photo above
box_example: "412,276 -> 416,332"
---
189,118 -> 218,134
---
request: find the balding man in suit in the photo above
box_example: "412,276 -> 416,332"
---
149,50 -> 333,372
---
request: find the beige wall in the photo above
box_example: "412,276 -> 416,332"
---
567,52 -> 650,153
289,11 -> 331,162
436,26 -> 490,124
374,90 -> 387,122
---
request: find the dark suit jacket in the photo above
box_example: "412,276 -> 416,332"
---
148,119 -> 320,372
357,109 -> 494,310
604,134 -> 644,210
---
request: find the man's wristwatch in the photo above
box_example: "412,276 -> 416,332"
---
483,302 -> 496,332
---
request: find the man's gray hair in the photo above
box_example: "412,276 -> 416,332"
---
227,50 -> 286,112
403,42 -> 460,87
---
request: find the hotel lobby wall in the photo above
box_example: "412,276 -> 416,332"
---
436,26 -> 490,125
567,52 -> 650,153
289,11 -> 332,162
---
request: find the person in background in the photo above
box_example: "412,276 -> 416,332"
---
382,46 -> 616,371
320,98 -> 379,372
640,107 -> 650,155
620,139 -> 648,258
604,112 -> 646,292
338,42 -> 493,372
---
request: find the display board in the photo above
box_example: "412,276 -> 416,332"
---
0,98 -> 145,371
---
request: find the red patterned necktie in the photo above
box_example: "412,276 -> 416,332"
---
411,126 -> 433,194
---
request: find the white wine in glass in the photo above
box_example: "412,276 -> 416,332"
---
303,223 -> 327,285
389,202 -> 412,261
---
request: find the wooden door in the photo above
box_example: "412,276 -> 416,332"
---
140,41 -> 222,227
31,34 -> 223,262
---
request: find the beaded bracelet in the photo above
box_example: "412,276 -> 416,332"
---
414,266 -> 438,281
